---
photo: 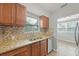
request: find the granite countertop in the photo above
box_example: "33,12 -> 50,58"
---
0,35 -> 53,54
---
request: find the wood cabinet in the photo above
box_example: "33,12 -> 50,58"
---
40,16 -> 49,28
0,3 -> 26,27
0,3 -> 16,25
31,39 -> 48,56
32,42 -> 40,56
16,4 -> 26,27
14,45 -> 31,56
0,4 -> 2,24
0,45 -> 31,56
40,39 -> 48,56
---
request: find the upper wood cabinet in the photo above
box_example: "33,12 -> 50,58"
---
0,3 -> 26,27
40,16 -> 49,28
16,4 -> 26,27
0,3 -> 16,25
0,4 -> 2,24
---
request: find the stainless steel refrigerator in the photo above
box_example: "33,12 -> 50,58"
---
75,21 -> 79,56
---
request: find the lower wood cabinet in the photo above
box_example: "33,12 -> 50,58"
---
0,39 -> 48,56
31,39 -> 48,56
14,45 -> 31,56
40,39 -> 48,56
32,42 -> 40,56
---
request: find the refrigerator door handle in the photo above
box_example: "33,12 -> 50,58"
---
78,22 -> 79,46
75,22 -> 78,46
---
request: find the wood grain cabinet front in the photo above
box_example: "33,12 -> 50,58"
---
0,3 -> 16,25
16,4 -> 26,27
14,45 -> 31,56
40,16 -> 49,28
40,39 -> 48,56
0,3 -> 26,27
32,42 -> 40,56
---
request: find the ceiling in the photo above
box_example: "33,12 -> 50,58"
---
21,3 -> 79,17
38,3 -> 64,13
22,3 -> 65,13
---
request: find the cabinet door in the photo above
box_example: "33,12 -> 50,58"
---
32,42 -> 40,56
0,4 -> 3,24
40,39 -> 48,56
16,4 -> 26,27
40,16 -> 49,28
15,45 -> 31,56
1,3 -> 16,25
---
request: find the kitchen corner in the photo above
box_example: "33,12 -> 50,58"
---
0,3 -> 54,56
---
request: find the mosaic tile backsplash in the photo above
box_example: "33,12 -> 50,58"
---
0,26 -> 24,41
0,27 -> 37,41
0,26 -> 53,41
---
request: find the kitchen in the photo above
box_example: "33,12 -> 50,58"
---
0,3 -> 79,56
0,3 -> 55,56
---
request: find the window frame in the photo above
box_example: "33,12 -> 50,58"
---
23,12 -> 40,32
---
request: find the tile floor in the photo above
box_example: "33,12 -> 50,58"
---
48,40 -> 78,56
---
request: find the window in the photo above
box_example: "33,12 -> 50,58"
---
57,21 -> 77,32
23,17 -> 39,32
57,13 -> 79,32
57,23 -> 67,31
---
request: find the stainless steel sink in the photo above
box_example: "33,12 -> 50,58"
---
29,37 -> 42,41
